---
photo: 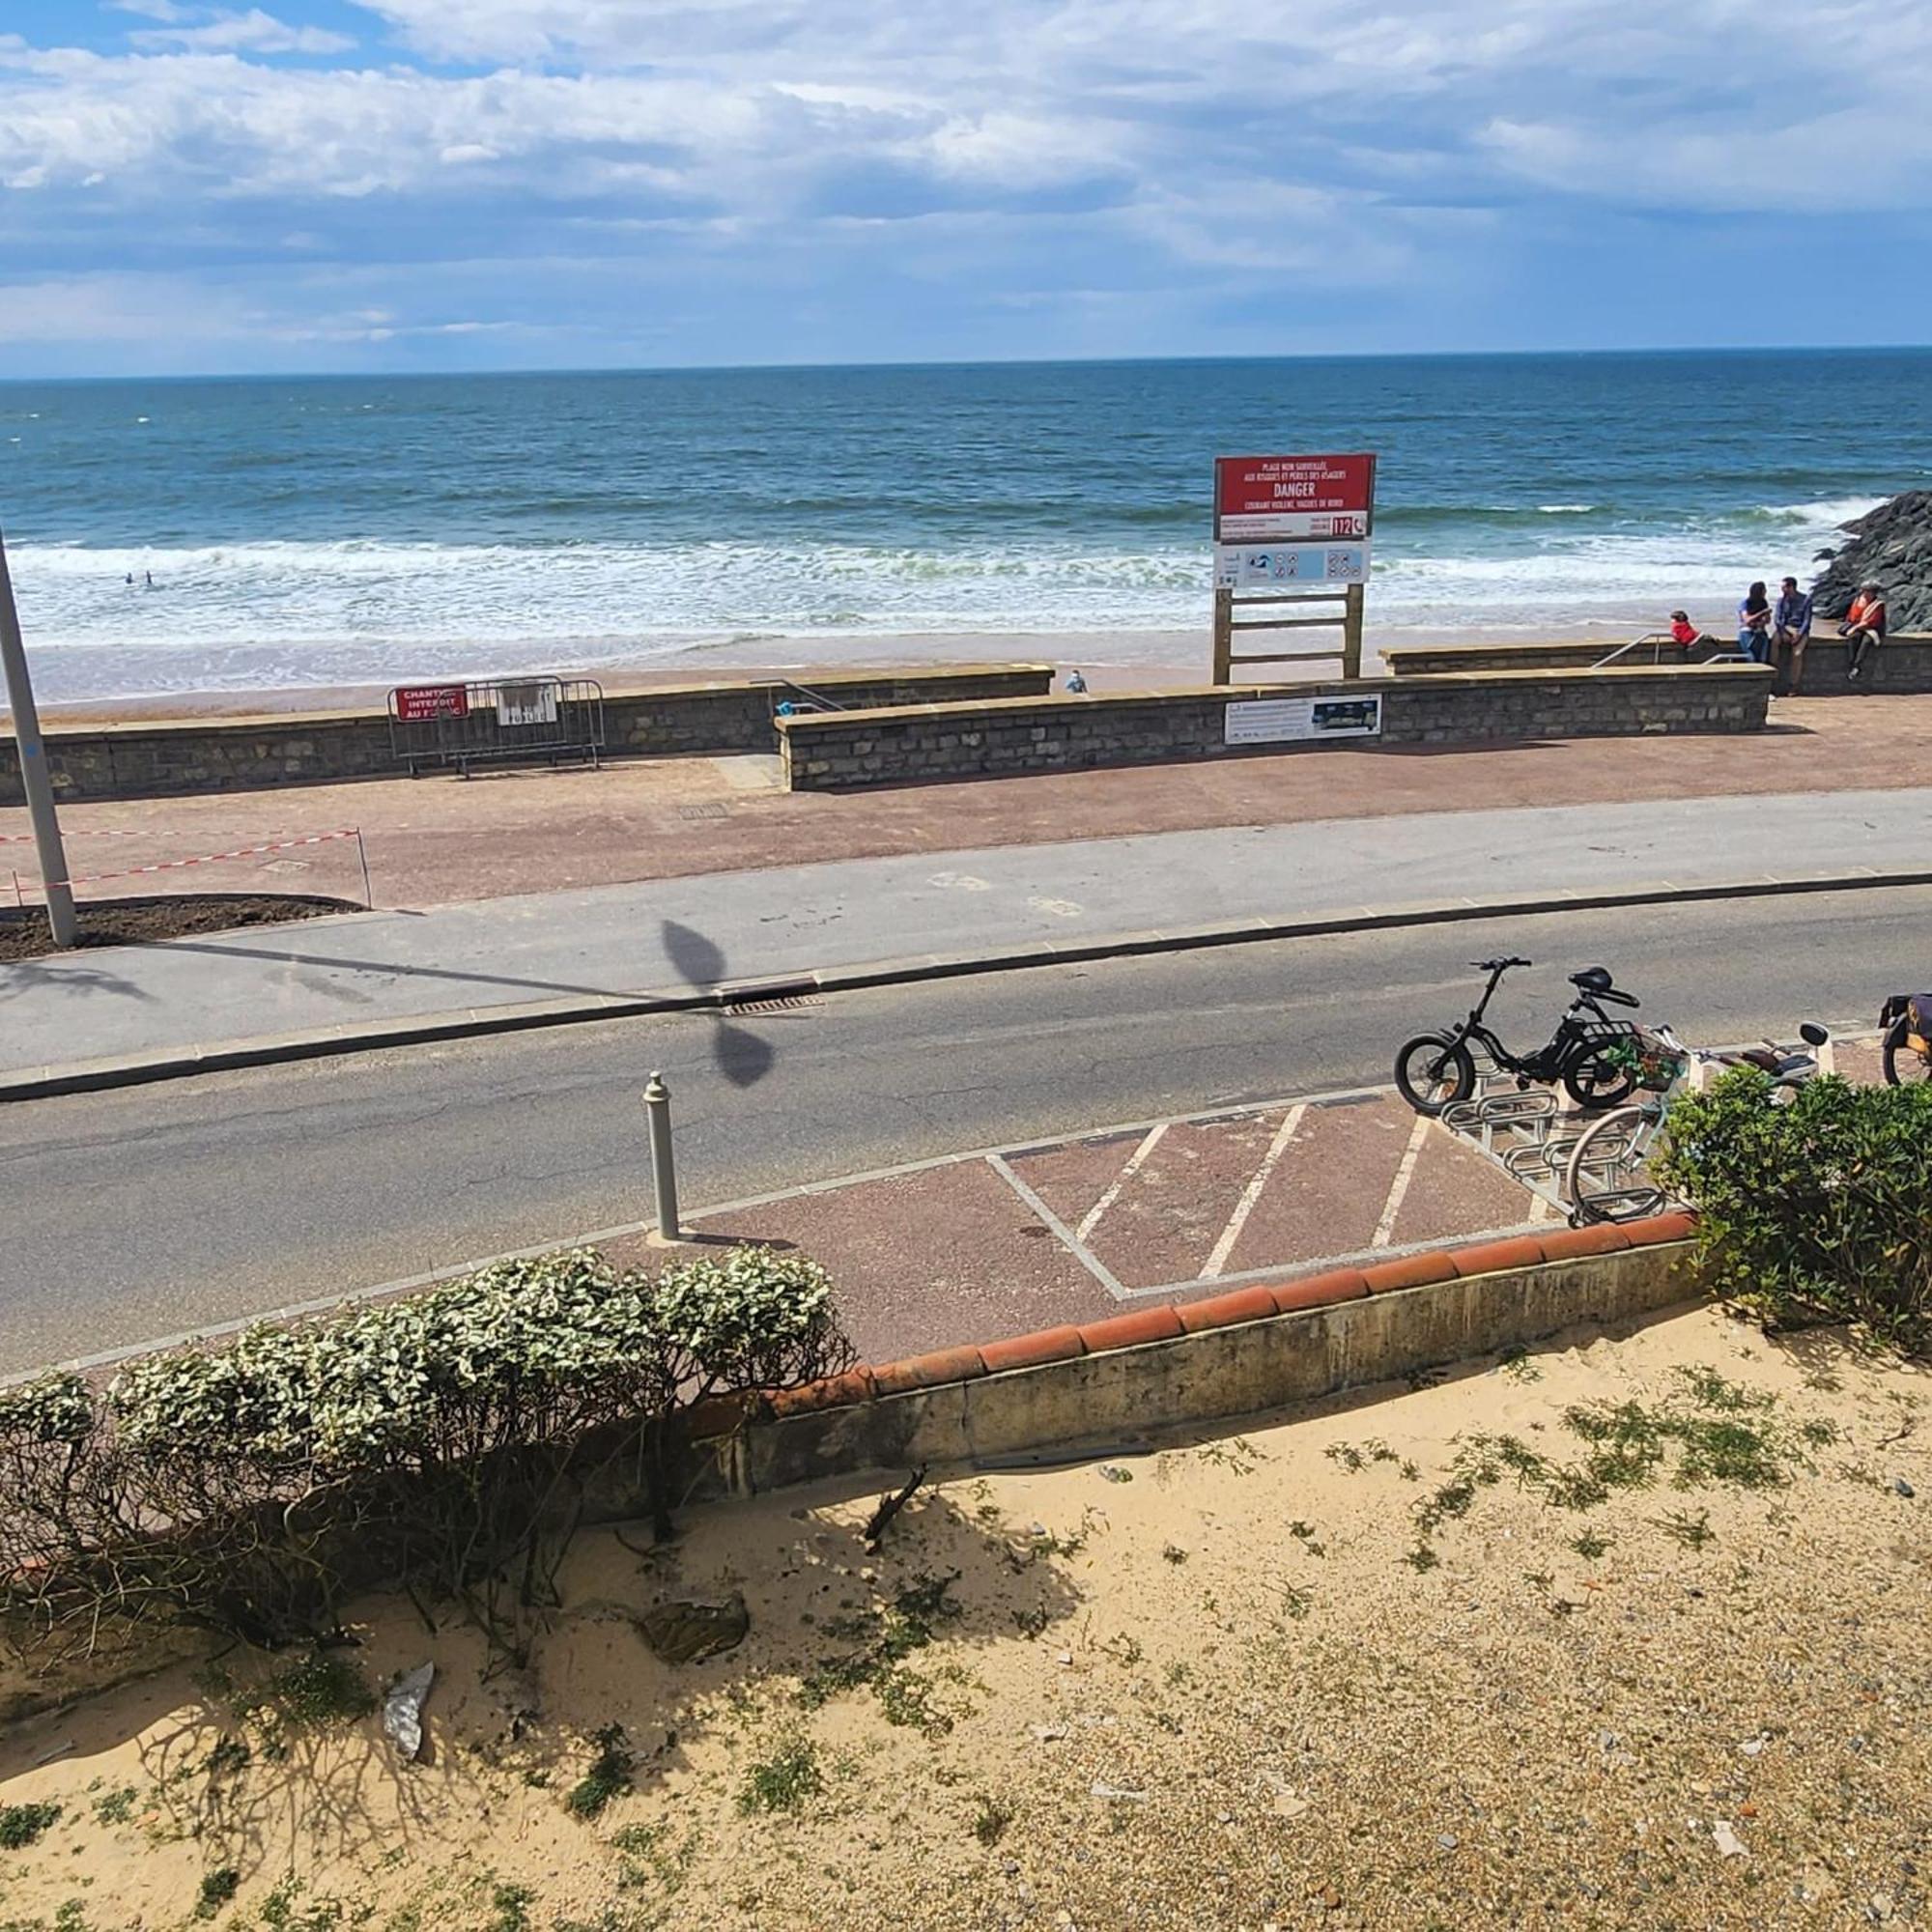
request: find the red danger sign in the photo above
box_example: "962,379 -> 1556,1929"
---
393,683 -> 469,723
1215,453 -> 1376,540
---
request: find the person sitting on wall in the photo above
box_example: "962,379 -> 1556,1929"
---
1667,611 -> 1710,647
1773,576 -> 1814,696
1737,582 -> 1775,664
1840,582 -> 1888,682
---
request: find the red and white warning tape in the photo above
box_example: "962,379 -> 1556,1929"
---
0,829 -> 160,842
12,829 -> 363,894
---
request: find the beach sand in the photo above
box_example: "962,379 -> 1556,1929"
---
0,1300 -> 1923,1931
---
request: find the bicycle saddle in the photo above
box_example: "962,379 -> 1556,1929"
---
1570,966 -> 1639,1009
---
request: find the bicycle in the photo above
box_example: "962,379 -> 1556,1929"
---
1564,1021 -> 1832,1224
1393,957 -> 1643,1117
1877,994 -> 1932,1087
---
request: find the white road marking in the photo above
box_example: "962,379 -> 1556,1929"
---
1373,1111 -> 1433,1248
985,1152 -> 1130,1299
1075,1122 -> 1168,1242
1202,1104 -> 1306,1280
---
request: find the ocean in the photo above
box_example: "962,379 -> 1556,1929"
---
2,350 -> 1926,703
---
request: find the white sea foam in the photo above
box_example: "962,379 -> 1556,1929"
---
0,497 -> 1891,701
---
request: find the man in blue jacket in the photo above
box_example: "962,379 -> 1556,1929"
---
1773,576 -> 1813,696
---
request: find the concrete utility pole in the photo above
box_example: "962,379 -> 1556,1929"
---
0,526 -> 76,948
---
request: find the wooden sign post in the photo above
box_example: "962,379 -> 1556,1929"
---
1209,454 -> 1375,685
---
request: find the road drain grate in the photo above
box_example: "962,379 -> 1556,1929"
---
720,992 -> 824,1015
678,802 -> 731,821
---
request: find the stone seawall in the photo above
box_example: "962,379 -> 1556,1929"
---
778,665 -> 1771,790
0,665 -> 1055,805
1385,632 -> 1932,695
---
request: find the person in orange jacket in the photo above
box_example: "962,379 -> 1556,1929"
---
1840,583 -> 1888,682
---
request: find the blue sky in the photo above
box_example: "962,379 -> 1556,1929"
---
3,0 -> 1930,375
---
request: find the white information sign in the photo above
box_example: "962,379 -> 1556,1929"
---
495,681 -> 559,727
1217,510 -> 1372,543
1224,694 -> 1382,746
1214,542 -> 1371,589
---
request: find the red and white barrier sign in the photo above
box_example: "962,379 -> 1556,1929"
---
393,683 -> 469,724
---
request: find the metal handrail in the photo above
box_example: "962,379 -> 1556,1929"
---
766,676 -> 850,716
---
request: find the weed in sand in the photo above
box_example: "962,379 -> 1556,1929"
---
235,1653 -> 376,1736
566,1725 -> 635,1820
972,1795 -> 1013,1846
1288,1521 -> 1326,1557
0,1803 -> 62,1850
205,1738 -> 252,1779
1657,1507 -> 1717,1549
1197,1436 -> 1265,1474
1405,1544 -> 1440,1573
1497,1345 -> 1543,1382
88,1787 -> 138,1828
739,1738 -> 824,1814
1280,1582 -> 1314,1621
486,1883 -> 534,1932
1161,1544 -> 1188,1565
1570,1529 -> 1613,1560
194,1869 -> 241,1920
800,1572 -> 965,1729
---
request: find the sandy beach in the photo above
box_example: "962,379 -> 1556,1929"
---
0,1299 -> 1922,1930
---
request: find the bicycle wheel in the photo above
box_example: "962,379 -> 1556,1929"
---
1564,1105 -> 1668,1225
1394,1033 -> 1476,1115
1562,1047 -> 1636,1112
1882,1017 -> 1932,1088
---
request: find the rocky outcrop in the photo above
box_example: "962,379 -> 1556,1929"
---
1811,492 -> 1932,627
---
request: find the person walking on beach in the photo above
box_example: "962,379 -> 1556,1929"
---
1841,582 -> 1887,681
1773,576 -> 1813,695
1737,582 -> 1774,664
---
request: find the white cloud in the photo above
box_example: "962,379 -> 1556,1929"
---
0,0 -> 1927,368
131,9 -> 355,54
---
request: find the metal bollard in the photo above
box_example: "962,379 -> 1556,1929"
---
643,1071 -> 683,1240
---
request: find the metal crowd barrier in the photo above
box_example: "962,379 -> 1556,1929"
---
388,677 -> 606,777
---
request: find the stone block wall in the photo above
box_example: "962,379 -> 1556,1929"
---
1384,632 -> 1932,694
1383,639 -> 1699,675
0,664 -> 1055,805
777,665 -> 1771,789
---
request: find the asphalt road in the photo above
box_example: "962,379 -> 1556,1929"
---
2,886 -> 1924,1377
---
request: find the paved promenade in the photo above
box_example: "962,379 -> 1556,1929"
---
3,789 -> 1928,1082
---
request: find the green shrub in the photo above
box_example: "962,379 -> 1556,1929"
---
0,1246 -> 851,1662
1654,1071 -> 1932,1350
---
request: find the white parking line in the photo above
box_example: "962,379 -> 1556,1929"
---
1075,1122 -> 1168,1243
985,1152 -> 1130,1299
1201,1104 -> 1306,1281
1373,1112 -> 1432,1248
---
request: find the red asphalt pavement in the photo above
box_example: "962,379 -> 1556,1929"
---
599,1034 -> 1881,1368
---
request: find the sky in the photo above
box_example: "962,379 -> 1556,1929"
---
3,0 -> 1930,376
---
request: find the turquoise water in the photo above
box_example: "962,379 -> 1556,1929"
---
1,350 -> 1926,699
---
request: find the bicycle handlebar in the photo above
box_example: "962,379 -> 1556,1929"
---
1470,955 -> 1532,973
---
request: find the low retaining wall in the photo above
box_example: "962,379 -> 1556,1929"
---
777,665 -> 1770,789
1384,632 -> 1932,695
672,1216 -> 1696,1503
0,665 -> 1055,805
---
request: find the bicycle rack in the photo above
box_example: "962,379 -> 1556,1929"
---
1433,1074 -> 1665,1223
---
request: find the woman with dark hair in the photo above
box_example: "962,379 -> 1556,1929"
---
1737,581 -> 1773,664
